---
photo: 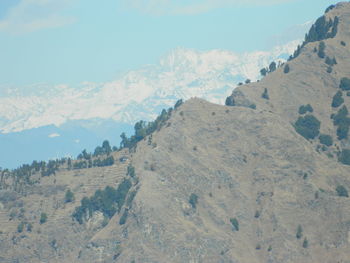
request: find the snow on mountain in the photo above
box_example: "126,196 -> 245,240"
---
0,40 -> 300,134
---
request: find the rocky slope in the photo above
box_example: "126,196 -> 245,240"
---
1,2 -> 350,263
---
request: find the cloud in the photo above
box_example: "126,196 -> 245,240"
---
0,0 -> 76,34
122,0 -> 295,15
48,133 -> 60,138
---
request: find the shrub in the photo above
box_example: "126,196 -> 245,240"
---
65,189 -> 74,203
298,104 -> 313,114
249,104 -> 256,110
261,88 -> 269,100
340,77 -> 350,91
225,96 -> 235,106
333,106 -> 348,126
339,149 -> 350,165
245,79 -> 251,84
336,185 -> 349,197
40,213 -> 48,224
230,218 -> 239,231
318,41 -> 326,58
325,56 -> 337,66
254,210 -> 260,218
260,68 -> 268,77
174,99 -> 183,109
327,66 -> 333,73
341,41 -> 346,46
337,123 -> 349,140
26,223 -> 32,232
17,222 -> 24,233
189,193 -> 198,209
294,115 -> 321,139
269,62 -> 276,73
284,64 -> 290,74
303,238 -> 309,248
296,225 -> 303,239
332,91 -> 344,108
319,134 -> 333,146
127,164 -> 135,177
119,209 -> 128,225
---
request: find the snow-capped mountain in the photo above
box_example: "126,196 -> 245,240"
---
0,40 -> 299,134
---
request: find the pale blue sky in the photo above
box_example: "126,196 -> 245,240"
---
0,0 -> 337,87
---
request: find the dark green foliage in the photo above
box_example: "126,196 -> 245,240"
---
336,185 -> 349,197
127,164 -> 135,177
65,189 -> 74,203
174,99 -> 183,109
73,161 -> 87,169
305,16 -> 339,43
92,156 -> 114,167
126,190 -> 137,208
296,225 -> 303,239
327,66 -> 333,73
325,56 -> 337,66
341,41 -> 346,46
17,222 -> 24,233
77,149 -> 91,160
254,210 -> 260,218
332,106 -> 350,140
230,218 -> 239,231
261,88 -> 269,100
268,245 -> 272,252
339,149 -> 350,165
325,4 -> 335,13
303,238 -> 309,248
189,193 -> 198,209
284,64 -> 290,73
347,92 -> 350,97
340,78 -> 350,91
245,79 -> 251,84
40,213 -> 47,224
225,96 -> 235,106
318,41 -> 326,58
249,104 -> 256,110
120,107 -> 172,149
260,68 -> 268,77
298,104 -> 313,114
294,115 -> 320,139
332,91 -> 344,108
269,62 -> 276,73
319,134 -> 333,146
94,140 -> 112,156
119,209 -> 128,225
26,223 -> 32,232
337,123 -> 349,140
72,179 -> 132,224
290,15 -> 338,61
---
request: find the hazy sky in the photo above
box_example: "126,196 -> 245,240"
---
0,0 -> 337,86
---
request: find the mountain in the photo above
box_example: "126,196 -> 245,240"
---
0,41 -> 299,168
2,3 -> 350,263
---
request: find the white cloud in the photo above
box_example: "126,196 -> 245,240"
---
0,0 -> 76,34
48,133 -> 60,138
122,0 -> 295,15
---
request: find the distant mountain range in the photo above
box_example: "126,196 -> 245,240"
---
0,41 -> 299,168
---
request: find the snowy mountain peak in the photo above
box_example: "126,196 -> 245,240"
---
0,41 -> 300,133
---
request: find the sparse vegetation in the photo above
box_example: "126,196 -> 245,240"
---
40,213 -> 47,224
230,218 -> 239,231
284,64 -> 290,74
319,134 -> 333,146
303,238 -> 309,248
65,189 -> 75,203
294,115 -> 320,139
336,185 -> 349,197
189,193 -> 198,209
296,225 -> 303,239
318,41 -> 326,58
338,149 -> 350,165
119,209 -> 128,225
72,179 -> 132,224
340,77 -> 350,91
261,88 -> 269,100
332,91 -> 344,108
298,104 -> 313,114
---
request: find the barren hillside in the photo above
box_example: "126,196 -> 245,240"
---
1,2 -> 350,263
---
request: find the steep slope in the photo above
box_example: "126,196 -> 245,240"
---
1,3 -> 350,263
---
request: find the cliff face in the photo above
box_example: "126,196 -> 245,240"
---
1,2 -> 350,263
